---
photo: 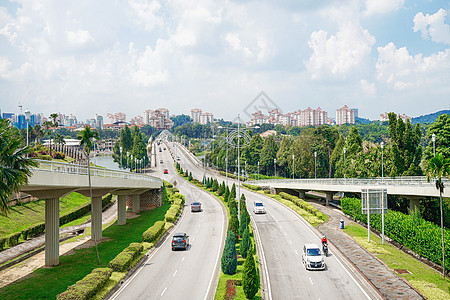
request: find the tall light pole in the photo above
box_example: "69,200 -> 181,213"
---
380,142 -> 384,181
292,154 -> 295,179
274,158 -> 276,178
218,126 -> 229,186
257,161 -> 260,180
432,133 -> 436,157
131,154 -> 133,172
245,161 -> 247,180
127,151 -> 129,171
314,151 -> 317,179
343,147 -> 346,180
25,109 -> 30,157
120,146 -> 123,169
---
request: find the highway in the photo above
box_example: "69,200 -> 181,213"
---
110,145 -> 226,300
172,142 -> 383,300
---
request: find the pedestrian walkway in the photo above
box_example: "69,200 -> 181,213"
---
309,199 -> 424,300
0,200 -> 117,266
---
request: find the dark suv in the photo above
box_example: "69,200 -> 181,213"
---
171,233 -> 189,251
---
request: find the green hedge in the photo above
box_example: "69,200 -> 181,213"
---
142,220 -> 165,243
109,245 -> 142,272
342,197 -> 450,272
278,192 -> 327,221
242,183 -> 262,191
164,206 -> 180,223
57,268 -> 112,300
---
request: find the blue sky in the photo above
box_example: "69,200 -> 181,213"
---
0,0 -> 449,122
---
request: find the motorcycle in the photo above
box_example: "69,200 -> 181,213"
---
322,243 -> 328,257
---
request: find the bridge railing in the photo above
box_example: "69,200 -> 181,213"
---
32,159 -> 160,183
247,176 -> 450,187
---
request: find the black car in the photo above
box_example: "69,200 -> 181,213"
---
171,233 -> 189,251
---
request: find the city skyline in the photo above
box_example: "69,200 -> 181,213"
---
0,1 -> 449,122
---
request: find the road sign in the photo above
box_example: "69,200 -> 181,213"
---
361,189 -> 387,243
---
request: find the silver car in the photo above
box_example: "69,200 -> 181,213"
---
302,243 -> 325,270
191,202 -> 201,212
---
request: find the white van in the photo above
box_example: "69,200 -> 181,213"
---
253,200 -> 266,214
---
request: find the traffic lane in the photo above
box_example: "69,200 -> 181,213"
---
244,190 -> 372,300
113,150 -> 224,299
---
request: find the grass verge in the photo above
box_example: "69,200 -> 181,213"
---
0,204 -> 170,299
344,222 -> 449,300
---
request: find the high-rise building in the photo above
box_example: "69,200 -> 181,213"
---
190,108 -> 202,123
336,105 -> 355,125
200,112 -> 214,124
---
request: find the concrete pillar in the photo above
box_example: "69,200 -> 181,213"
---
325,192 -> 334,206
132,194 -> 141,213
298,190 -> 306,199
408,197 -> 421,214
117,195 -> 127,225
45,198 -> 60,267
91,196 -> 103,241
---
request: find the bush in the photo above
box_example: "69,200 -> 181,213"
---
342,197 -> 450,272
142,221 -> 165,242
57,268 -> 112,300
279,192 -> 326,221
164,205 -> 180,223
228,215 -> 240,242
242,183 -> 261,191
221,232 -> 238,275
263,189 -> 270,194
242,254 -> 259,299
240,228 -> 251,259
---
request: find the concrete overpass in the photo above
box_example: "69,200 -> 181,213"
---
247,176 -> 450,209
21,160 -> 163,267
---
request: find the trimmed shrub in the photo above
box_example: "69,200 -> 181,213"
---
228,215 -> 239,242
221,231 -> 238,275
242,183 -> 261,191
0,237 -> 7,251
242,254 -> 259,299
57,268 -> 112,300
240,227 -> 251,259
164,206 -> 180,223
279,192 -> 327,221
109,250 -> 135,272
142,221 -> 165,242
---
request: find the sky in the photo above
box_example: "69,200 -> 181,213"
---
0,0 -> 449,123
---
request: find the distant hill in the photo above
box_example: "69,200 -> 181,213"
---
412,110 -> 450,124
355,116 -> 371,124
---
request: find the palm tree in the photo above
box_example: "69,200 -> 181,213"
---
77,125 -> 100,263
43,113 -> 59,157
0,119 -> 37,215
54,133 -> 65,153
426,153 -> 450,279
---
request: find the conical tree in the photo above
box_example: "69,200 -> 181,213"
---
217,181 -> 224,195
228,213 -> 239,242
231,183 -> 236,200
212,179 -> 219,192
223,186 -> 230,202
242,250 -> 259,299
221,231 -> 238,275
239,210 -> 248,237
188,172 -> 193,181
240,227 -> 251,258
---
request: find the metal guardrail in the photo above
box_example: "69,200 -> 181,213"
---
247,176 -> 450,187
32,159 -> 160,183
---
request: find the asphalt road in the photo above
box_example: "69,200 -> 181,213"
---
110,145 -> 226,300
172,142 -> 383,300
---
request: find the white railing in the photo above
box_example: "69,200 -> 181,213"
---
247,176 -> 450,187
32,159 -> 160,183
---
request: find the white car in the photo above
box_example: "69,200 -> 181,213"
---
253,201 -> 266,214
302,243 -> 325,270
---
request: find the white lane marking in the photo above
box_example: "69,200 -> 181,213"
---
110,207 -> 186,300
161,287 -> 167,296
283,232 -> 287,236
289,240 -> 292,245
173,270 -> 177,277
295,250 -> 298,255
192,237 -> 196,242
309,277 -> 313,285
182,256 -> 185,262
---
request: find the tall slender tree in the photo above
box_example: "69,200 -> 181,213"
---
77,125 -> 100,264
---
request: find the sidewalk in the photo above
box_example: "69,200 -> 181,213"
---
0,200 -> 117,266
309,199 -> 424,300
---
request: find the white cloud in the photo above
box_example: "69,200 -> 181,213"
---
360,79 -> 376,95
306,23 -> 375,79
128,0 -> 164,31
66,29 -> 94,45
413,9 -> 450,45
226,33 -> 252,57
364,0 -> 404,16
376,42 -> 450,90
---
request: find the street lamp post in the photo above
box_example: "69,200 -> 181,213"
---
245,161 -> 247,180
292,154 -> 295,179
343,147 -> 346,181
432,133 -> 436,157
381,142 -> 384,181
25,109 -> 30,157
127,152 -> 129,171
120,147 -> 123,169
130,154 -> 133,172
257,161 -> 260,180
274,158 -> 276,179
314,151 -> 317,179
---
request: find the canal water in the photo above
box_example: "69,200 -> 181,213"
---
92,155 -> 121,171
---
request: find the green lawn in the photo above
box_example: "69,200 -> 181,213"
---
0,193 -> 90,237
344,223 -> 449,300
0,203 -> 170,299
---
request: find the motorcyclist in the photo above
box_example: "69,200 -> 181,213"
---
321,235 -> 328,246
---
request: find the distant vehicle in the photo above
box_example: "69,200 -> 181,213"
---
176,156 -> 181,161
302,244 -> 325,270
160,159 -> 163,164
159,148 -> 162,152
191,202 -> 201,212
253,201 -> 266,214
163,147 -> 166,150
164,169 -> 168,174
172,232 -> 189,251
